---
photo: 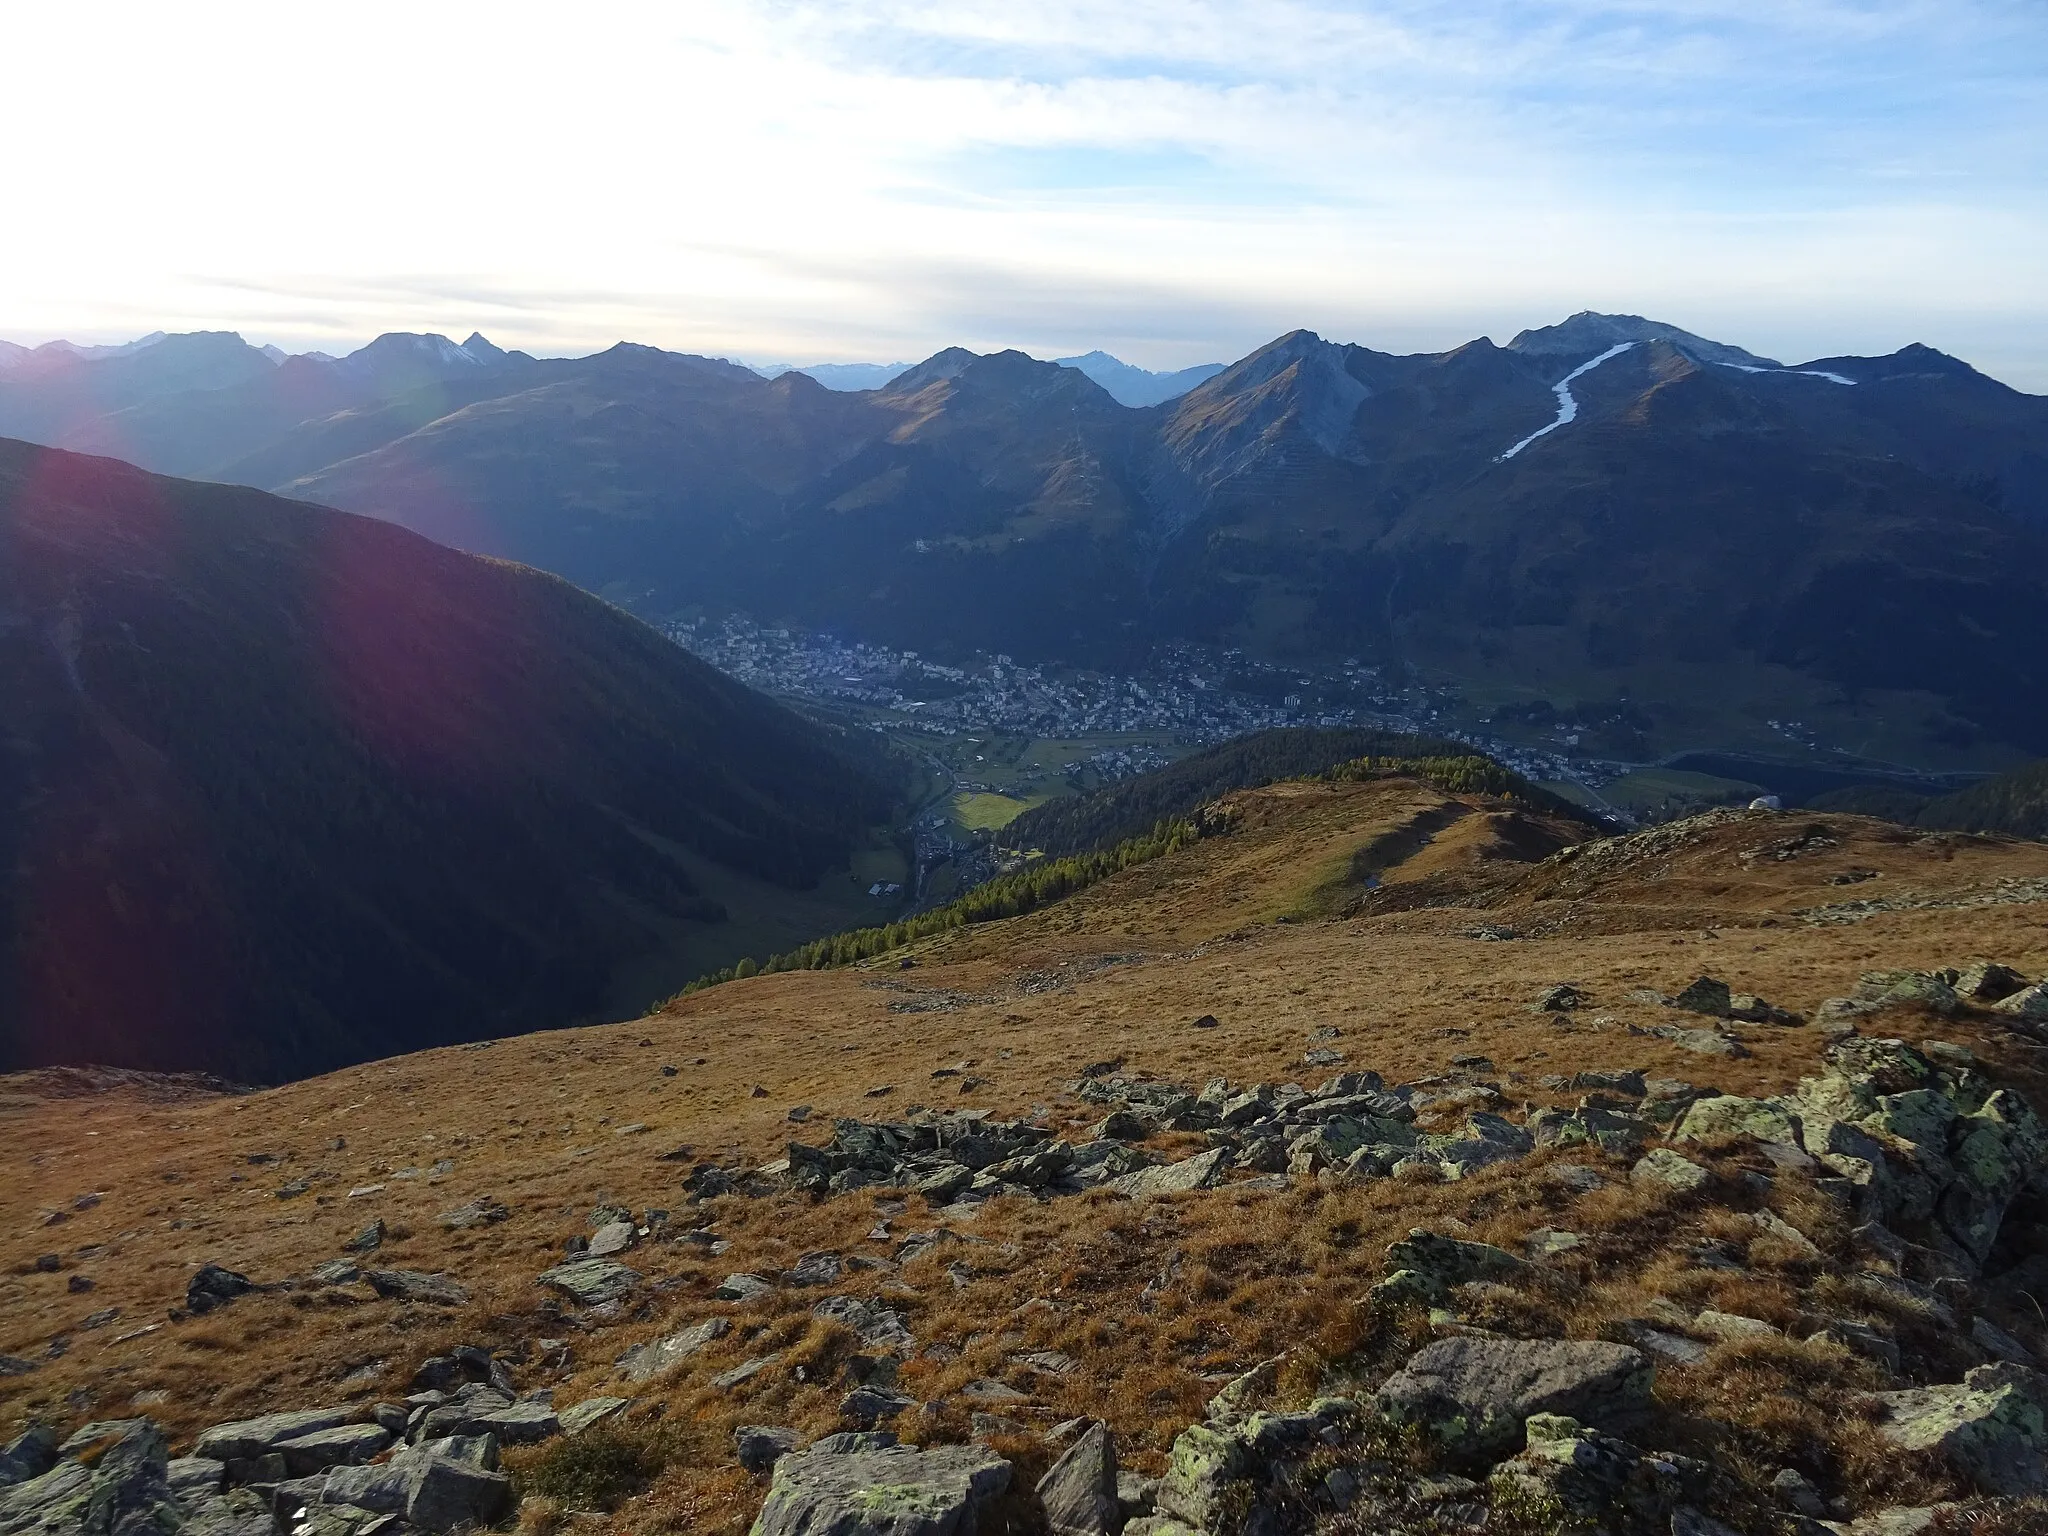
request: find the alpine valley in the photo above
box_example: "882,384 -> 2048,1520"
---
5,312 -> 2046,770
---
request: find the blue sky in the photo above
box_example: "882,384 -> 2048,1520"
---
5,1 -> 2045,386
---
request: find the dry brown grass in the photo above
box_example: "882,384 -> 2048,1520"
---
2,788 -> 2045,1531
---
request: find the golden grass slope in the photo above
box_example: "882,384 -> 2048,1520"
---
3,778 -> 2047,1532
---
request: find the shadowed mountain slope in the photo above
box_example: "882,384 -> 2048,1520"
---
0,438 -> 903,1082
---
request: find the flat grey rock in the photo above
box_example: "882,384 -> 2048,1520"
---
536,1258 -> 639,1306
749,1441 -> 1012,1536
1375,1338 -> 1654,1457
560,1397 -> 631,1435
272,1423 -> 392,1476
1108,1148 -> 1230,1199
617,1317 -> 730,1382
195,1408 -> 355,1463
363,1269 -> 470,1306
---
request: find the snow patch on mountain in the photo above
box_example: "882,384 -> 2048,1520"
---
1719,362 -> 1856,386
1497,341 -> 1637,461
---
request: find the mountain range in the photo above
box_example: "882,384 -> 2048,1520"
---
0,436 -> 902,1082
3,313 -> 2046,765
750,351 -> 1222,404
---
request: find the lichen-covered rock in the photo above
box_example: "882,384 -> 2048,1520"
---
1491,1414 -> 1711,1532
1151,1425 -> 1253,1533
1955,963 -> 2028,1004
1675,1095 -> 1800,1147
617,1317 -> 730,1382
1374,1338 -> 1654,1460
1873,1361 -> 2048,1495
0,1430 -> 57,1490
288,1444 -> 514,1532
195,1408 -> 356,1463
1383,1230 -> 1527,1289
1855,971 -> 1962,1017
271,1422 -> 392,1476
749,1440 -> 1012,1536
1994,983 -> 2048,1023
1109,1149 -> 1230,1199
1630,1150 -> 1710,1194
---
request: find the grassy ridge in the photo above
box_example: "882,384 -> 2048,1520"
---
673,817 -> 1199,996
1316,753 -> 1595,821
673,748 -> 1595,997
1002,727 -> 1473,859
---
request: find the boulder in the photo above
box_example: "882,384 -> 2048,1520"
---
310,1447 -> 515,1533
1108,1149 -> 1231,1199
1994,983 -> 2048,1023
1382,1230 -> 1526,1288
1151,1424 -> 1251,1533
1037,1421 -> 1120,1536
1671,977 -> 1733,1017
186,1263 -> 257,1315
1954,963 -> 2028,1003
714,1273 -> 775,1302
1493,1414 -> 1709,1531
536,1258 -> 639,1306
195,1408 -> 356,1463
272,1423 -> 393,1477
1675,1095 -> 1799,1147
363,1269 -> 470,1306
1856,971 -> 1962,1016
736,1426 -> 802,1474
1630,1150 -> 1711,1194
617,1317 -> 731,1382
0,1420 -> 180,1536
416,1396 -> 560,1446
0,1428 -> 58,1488
1373,1338 -> 1654,1459
749,1439 -> 1012,1536
1873,1361 -> 2048,1495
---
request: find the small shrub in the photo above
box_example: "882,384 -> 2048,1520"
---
510,1425 -> 665,1512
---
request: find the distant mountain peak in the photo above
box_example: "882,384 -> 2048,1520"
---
1508,312 -> 1777,371
882,347 -> 982,394
1051,351 -> 1227,407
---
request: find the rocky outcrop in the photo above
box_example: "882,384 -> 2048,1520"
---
0,1420 -> 182,1536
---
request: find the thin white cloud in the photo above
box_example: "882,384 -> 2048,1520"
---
2,0 -> 2043,386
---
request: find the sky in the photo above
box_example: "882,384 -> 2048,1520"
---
6,1 -> 2046,388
